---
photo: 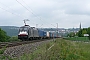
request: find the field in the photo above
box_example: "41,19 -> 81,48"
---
64,37 -> 89,41
1,38 -> 90,60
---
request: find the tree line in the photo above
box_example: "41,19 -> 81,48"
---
0,28 -> 10,42
78,27 -> 90,40
0,28 -> 20,42
67,27 -> 90,40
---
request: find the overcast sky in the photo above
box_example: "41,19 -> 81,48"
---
0,0 -> 90,28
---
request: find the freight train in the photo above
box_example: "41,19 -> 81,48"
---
18,25 -> 57,41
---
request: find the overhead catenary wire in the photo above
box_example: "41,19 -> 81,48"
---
0,2 -> 25,19
51,24 -> 57,28
16,0 -> 43,23
15,0 -> 41,25
22,0 -> 55,28
16,0 -> 56,28
0,6 -> 23,19
0,1 -> 37,25
0,0 -> 58,29
16,0 -> 35,15
21,0 -> 36,15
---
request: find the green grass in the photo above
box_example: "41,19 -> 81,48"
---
0,47 -> 11,60
0,46 -> 6,54
13,38 -> 90,60
64,37 -> 89,41
2,38 -> 90,60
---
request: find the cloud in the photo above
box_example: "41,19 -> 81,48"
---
0,0 -> 90,28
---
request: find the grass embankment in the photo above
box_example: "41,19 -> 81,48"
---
1,38 -> 90,60
13,38 -> 90,60
64,37 -> 89,41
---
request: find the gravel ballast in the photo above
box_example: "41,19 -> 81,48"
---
3,39 -> 55,58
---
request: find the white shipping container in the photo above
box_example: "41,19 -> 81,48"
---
46,32 -> 50,37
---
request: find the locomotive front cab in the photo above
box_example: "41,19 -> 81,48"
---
18,26 -> 29,40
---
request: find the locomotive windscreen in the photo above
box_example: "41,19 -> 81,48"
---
19,27 -> 28,31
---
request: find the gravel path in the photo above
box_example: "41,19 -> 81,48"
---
3,39 -> 55,59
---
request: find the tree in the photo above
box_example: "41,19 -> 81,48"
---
67,32 -> 75,37
0,28 -> 10,42
78,30 -> 82,37
87,27 -> 90,40
78,28 -> 87,37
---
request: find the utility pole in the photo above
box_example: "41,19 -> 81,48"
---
23,19 -> 29,25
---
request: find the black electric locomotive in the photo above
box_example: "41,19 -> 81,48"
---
18,25 -> 39,40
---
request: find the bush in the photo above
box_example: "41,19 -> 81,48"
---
8,36 -> 20,42
0,46 -> 6,54
0,28 -> 10,42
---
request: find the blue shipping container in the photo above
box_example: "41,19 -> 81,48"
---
38,30 -> 44,37
44,31 -> 47,37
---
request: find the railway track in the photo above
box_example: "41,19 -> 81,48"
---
0,39 -> 47,49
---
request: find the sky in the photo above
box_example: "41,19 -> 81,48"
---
0,0 -> 90,28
